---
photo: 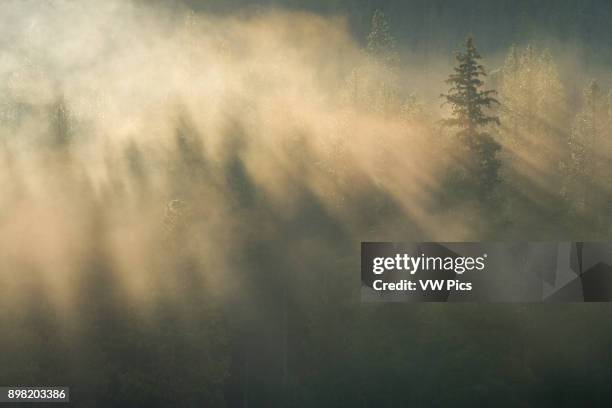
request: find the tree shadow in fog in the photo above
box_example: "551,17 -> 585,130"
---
221,121 -> 421,407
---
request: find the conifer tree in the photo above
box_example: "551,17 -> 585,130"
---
346,9 -> 401,115
565,80 -> 610,214
499,45 -> 567,207
441,37 -> 501,199
366,9 -> 398,68
581,80 -> 608,142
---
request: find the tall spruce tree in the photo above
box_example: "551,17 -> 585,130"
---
441,37 -> 501,199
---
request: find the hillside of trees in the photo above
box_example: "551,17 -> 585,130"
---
1,2 -> 612,407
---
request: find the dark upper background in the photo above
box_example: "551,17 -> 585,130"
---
169,0 -> 612,66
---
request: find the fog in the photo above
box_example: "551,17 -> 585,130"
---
0,1 -> 461,311
1,1 -> 612,406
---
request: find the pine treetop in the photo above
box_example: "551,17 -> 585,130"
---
441,37 -> 499,131
366,10 -> 397,67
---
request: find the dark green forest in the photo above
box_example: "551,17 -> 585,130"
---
1,1 -> 612,407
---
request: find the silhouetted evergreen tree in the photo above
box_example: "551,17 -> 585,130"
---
441,37 -> 501,200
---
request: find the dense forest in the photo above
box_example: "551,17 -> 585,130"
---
1,1 -> 612,407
